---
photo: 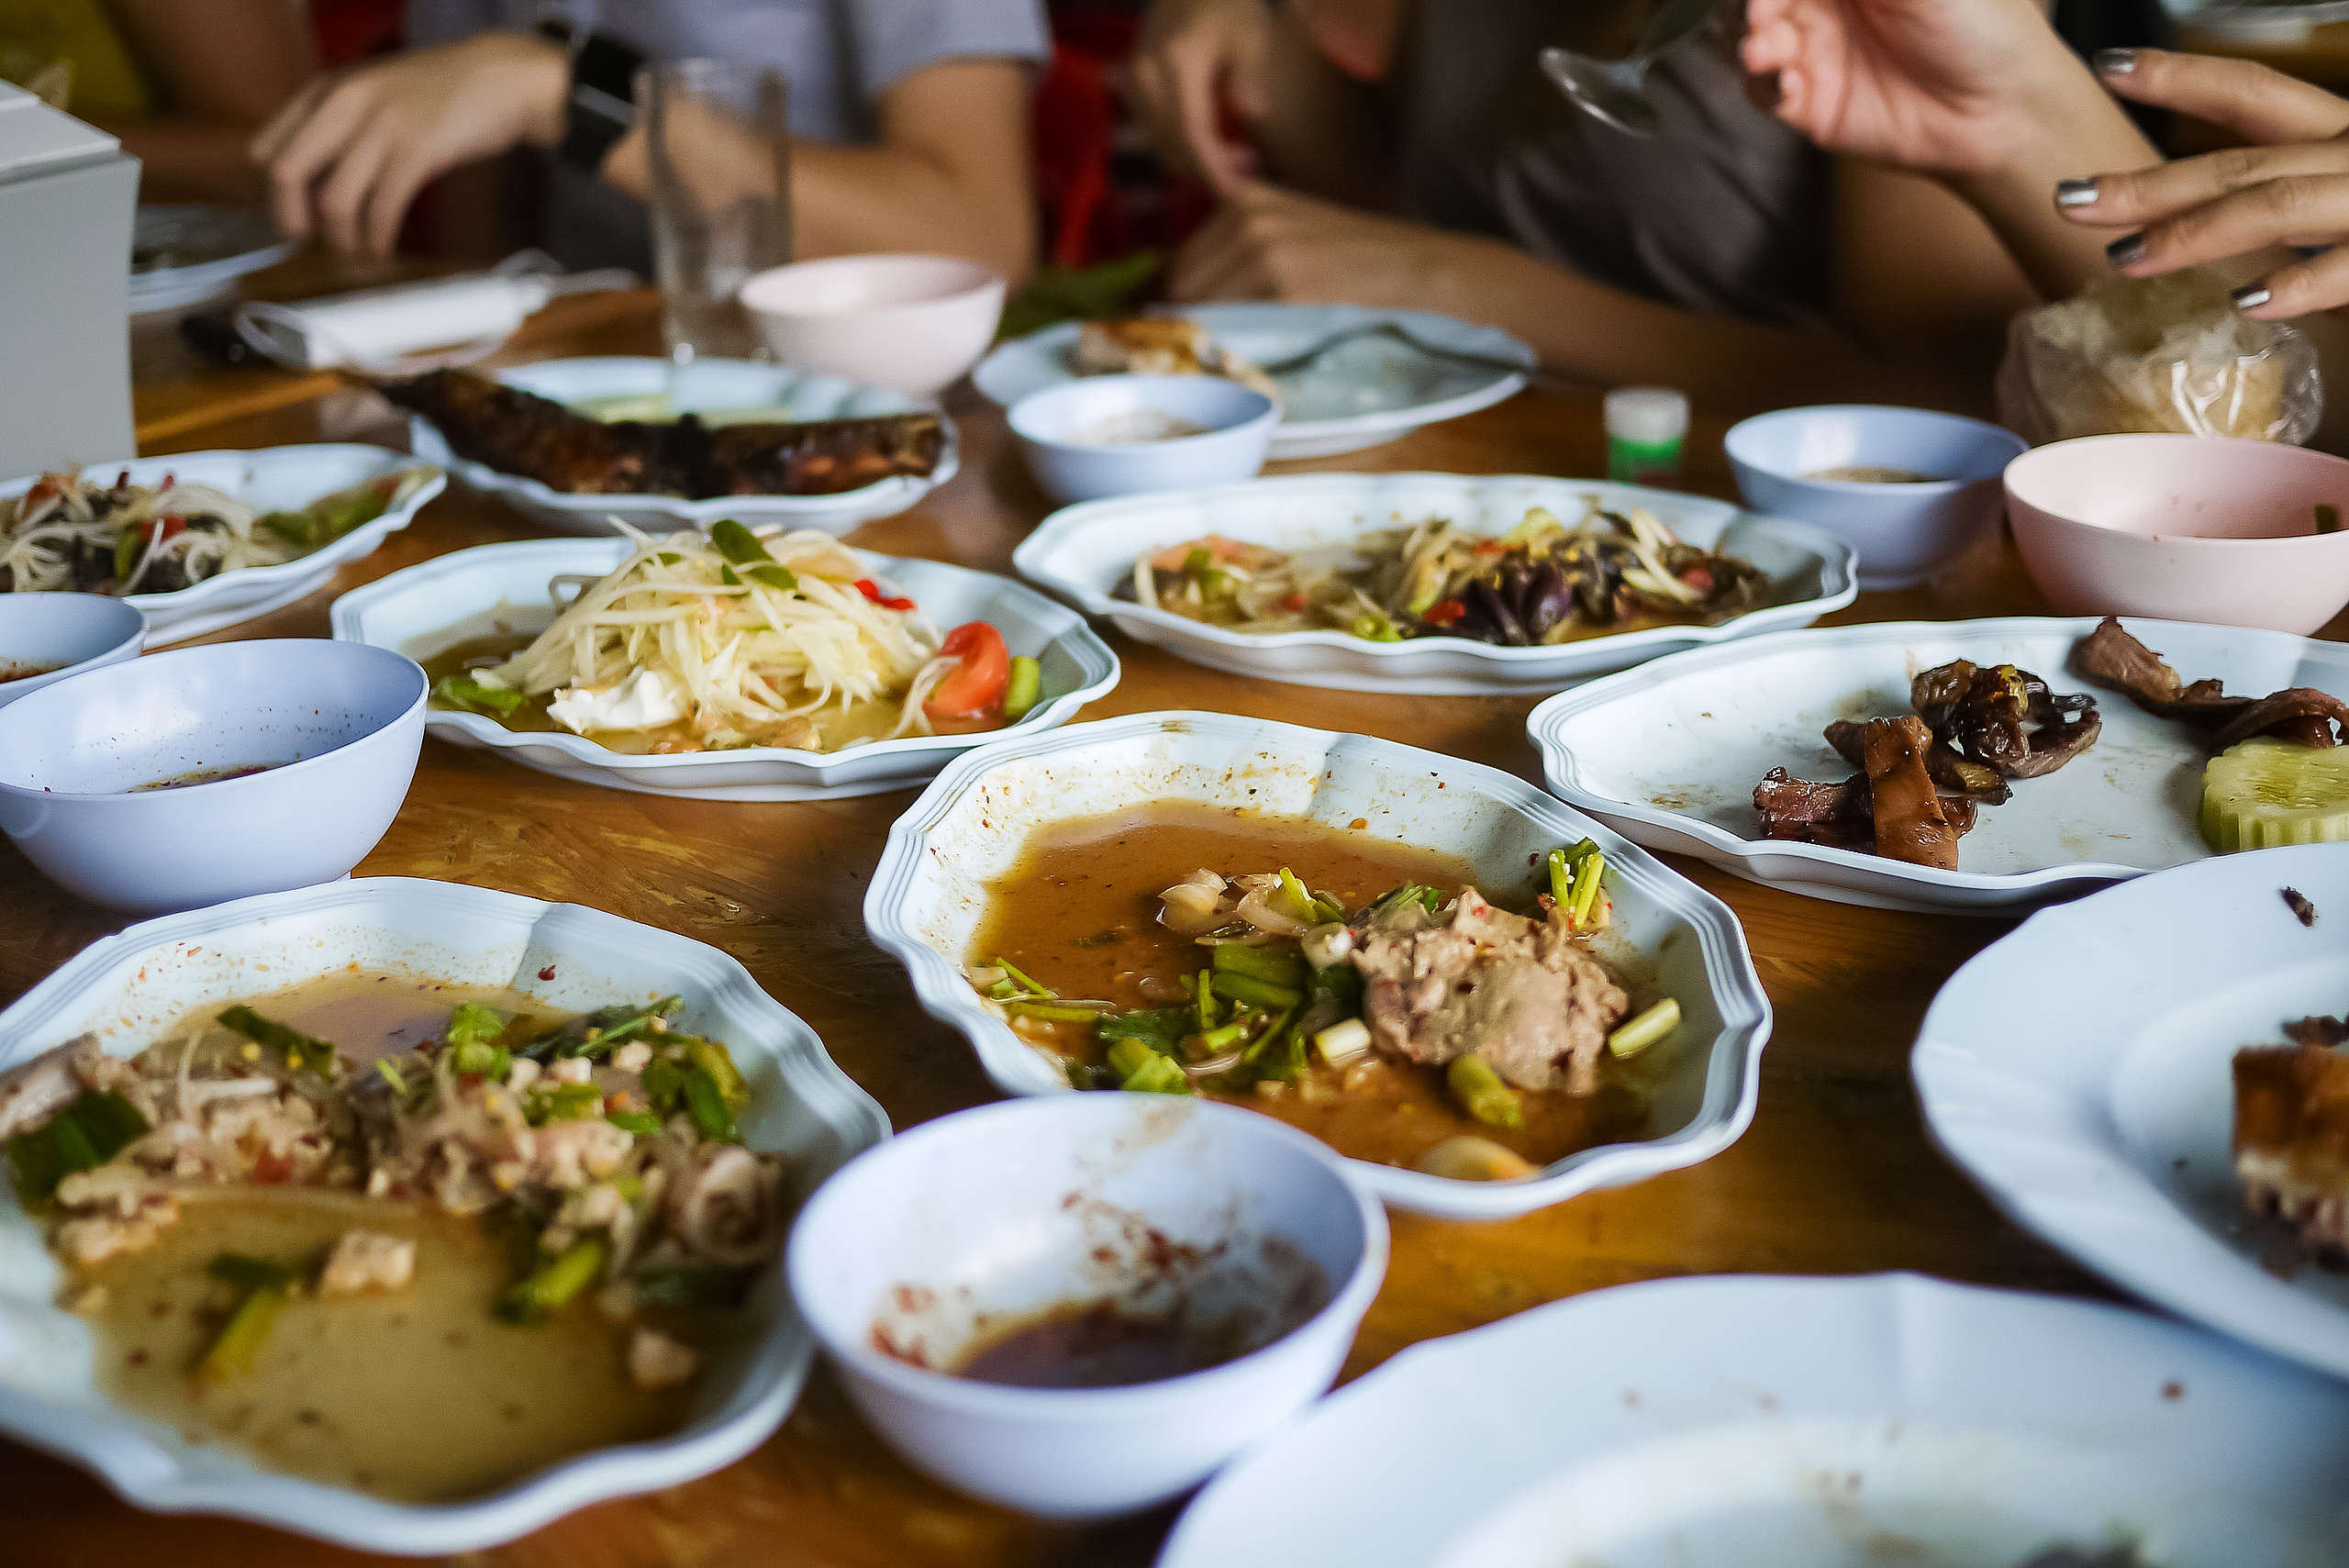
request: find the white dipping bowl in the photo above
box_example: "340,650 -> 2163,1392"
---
0,594 -> 145,707
1008,375 -> 1279,505
787,1094 -> 1387,1520
739,253 -> 1005,396
0,639 -> 427,913
1725,405 -> 2027,590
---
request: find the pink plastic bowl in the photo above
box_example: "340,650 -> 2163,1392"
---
738,253 -> 1004,396
2005,433 -> 2349,635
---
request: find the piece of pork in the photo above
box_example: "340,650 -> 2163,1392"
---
1350,887 -> 1629,1095
320,1229 -> 417,1296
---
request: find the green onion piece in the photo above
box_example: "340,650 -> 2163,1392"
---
1447,1054 -> 1524,1129
1193,969 -> 1218,1031
1197,1018 -> 1252,1051
1569,851 -> 1607,929
1313,1017 -> 1373,1064
450,1039 -> 511,1079
1002,655 -> 1042,720
197,1254 -> 302,1380
1275,868 -> 1319,923
1096,1007 -> 1189,1054
1547,845 -> 1572,908
1310,892 -> 1349,924
520,995 -> 683,1061
1106,1038 -> 1191,1095
525,1082 -> 603,1125
1003,1000 -> 1107,1021
444,1002 -> 505,1049
6,1089 -> 150,1206
1245,1010 -> 1307,1082
112,528 -> 141,585
681,1065 -> 740,1143
607,1109 -> 663,1137
1211,941 -> 1310,988
431,674 -> 526,716
990,957 -> 1054,999
496,1236 -> 608,1324
1608,997 -> 1681,1059
1064,1059 -> 1097,1090
374,1057 -> 408,1095
2321,504 -> 2342,536
1210,971 -> 1304,1011
217,1006 -> 340,1078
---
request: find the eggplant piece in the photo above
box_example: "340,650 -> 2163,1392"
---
1825,719 -> 2009,805
1464,575 -> 1530,646
1911,659 -> 2100,779
1753,768 -> 1874,849
1861,716 -> 1963,870
1518,559 -> 1577,639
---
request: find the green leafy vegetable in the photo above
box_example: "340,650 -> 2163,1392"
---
198,1253 -> 303,1380
431,674 -> 525,716
607,1108 -> 663,1137
709,520 -> 798,591
7,1089 -> 149,1206
217,1005 -> 339,1077
496,1236 -> 607,1323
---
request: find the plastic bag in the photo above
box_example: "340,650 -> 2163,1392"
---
1996,268 -> 2322,445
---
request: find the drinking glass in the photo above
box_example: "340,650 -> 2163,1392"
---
639,60 -> 792,361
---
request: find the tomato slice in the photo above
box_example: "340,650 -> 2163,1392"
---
1421,598 -> 1466,628
926,622 -> 1011,718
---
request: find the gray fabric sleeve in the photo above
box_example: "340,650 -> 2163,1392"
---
844,0 -> 1051,102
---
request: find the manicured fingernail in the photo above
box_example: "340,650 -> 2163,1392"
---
2232,283 -> 2273,312
2095,48 -> 2138,74
2055,178 -> 2099,208
2106,232 -> 2146,267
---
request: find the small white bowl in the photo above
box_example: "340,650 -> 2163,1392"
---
0,594 -> 145,707
0,639 -> 427,913
787,1094 -> 1386,1520
739,254 -> 1005,396
1008,375 -> 1279,505
1724,405 -> 2027,590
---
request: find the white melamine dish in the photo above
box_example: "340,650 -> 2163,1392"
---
329,538 -> 1120,802
0,876 -> 889,1554
1007,374 -> 1277,504
402,357 -> 958,537
862,711 -> 1772,1219
1917,844 -> 2349,1382
973,303 -> 1533,460
1158,1272 -> 2349,1568
0,639 -> 426,913
1527,616 -> 2349,913
788,1095 -> 1385,1520
0,448 -> 444,645
0,593 -> 145,706
1011,473 -> 1858,695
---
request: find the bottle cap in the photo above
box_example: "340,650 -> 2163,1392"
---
1605,386 -> 1689,447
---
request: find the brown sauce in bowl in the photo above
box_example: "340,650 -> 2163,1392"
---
968,803 -> 1649,1172
0,662 -> 66,684
951,1298 -> 1262,1389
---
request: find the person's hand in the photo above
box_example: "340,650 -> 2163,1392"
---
2054,49 -> 2349,317
250,32 -> 567,255
1128,0 -> 1275,194
1166,181 -> 1471,306
1740,0 -> 2090,177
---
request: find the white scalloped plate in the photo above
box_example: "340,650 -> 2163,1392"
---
1917,843 -> 2349,1383
328,538 -> 1120,801
406,357 -> 957,537
862,710 -> 1773,1219
0,877 -> 888,1554
1,448 -> 444,646
1158,1273 -> 2349,1568
1528,616 -> 2349,914
973,303 -> 1532,459
1011,473 -> 1858,695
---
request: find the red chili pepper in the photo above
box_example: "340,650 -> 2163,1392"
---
1279,590 -> 1308,612
1421,598 -> 1467,628
854,577 -> 916,611
1677,565 -> 1715,595
1474,540 -> 1508,556
148,515 -> 186,544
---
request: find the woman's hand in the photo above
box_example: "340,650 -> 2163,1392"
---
2055,49 -> 2349,317
1127,0 -> 1276,194
1740,0 -> 2091,177
250,32 -> 567,255
1166,181 -> 1484,306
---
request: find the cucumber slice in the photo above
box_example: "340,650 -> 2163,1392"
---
2199,737 -> 2349,851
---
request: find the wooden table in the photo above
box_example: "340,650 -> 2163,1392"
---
2,289 -> 2119,1568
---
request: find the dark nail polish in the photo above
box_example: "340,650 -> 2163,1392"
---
2106,232 -> 2146,267
2054,178 -> 2099,209
2095,48 -> 2138,74
2232,283 -> 2273,312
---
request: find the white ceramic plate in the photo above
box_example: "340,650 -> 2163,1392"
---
1528,616 -> 2349,914
406,357 -> 957,537
1,448 -> 444,646
1917,843 -> 2349,1383
329,538 -> 1120,801
128,205 -> 295,315
1159,1272 -> 2349,1568
972,303 -> 1533,460
863,710 -> 1772,1219
0,876 -> 888,1554
1011,473 -> 1859,695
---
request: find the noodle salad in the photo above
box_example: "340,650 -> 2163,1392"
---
0,467 -> 436,596
429,522 -> 1041,754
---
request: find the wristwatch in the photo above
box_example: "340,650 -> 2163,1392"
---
535,11 -> 644,172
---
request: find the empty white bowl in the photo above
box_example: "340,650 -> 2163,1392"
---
787,1094 -> 1387,1520
0,639 -> 427,913
1725,405 -> 2027,590
1008,375 -> 1279,505
0,594 -> 145,707
739,254 -> 1005,395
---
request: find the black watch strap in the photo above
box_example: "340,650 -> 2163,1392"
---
541,23 -> 644,172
